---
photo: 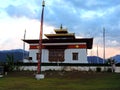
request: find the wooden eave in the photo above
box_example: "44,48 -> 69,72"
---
44,33 -> 75,39
54,29 -> 68,34
23,38 -> 93,49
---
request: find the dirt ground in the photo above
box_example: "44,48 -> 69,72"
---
5,70 -> 110,79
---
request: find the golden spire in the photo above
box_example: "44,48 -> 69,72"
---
42,0 -> 45,7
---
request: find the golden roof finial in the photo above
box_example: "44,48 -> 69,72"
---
42,0 -> 45,7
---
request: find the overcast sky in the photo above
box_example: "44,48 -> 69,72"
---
0,0 -> 120,58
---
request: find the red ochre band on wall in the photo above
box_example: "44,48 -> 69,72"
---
67,44 -> 87,49
30,45 -> 45,49
30,44 -> 86,49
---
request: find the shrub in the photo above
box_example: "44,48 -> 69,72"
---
96,67 -> 101,72
107,68 -> 112,72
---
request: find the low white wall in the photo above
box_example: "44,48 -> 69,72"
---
19,66 -> 120,73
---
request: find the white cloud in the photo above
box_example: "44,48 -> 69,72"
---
0,16 -> 55,50
80,10 -> 102,19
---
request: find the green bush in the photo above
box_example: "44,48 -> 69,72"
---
107,68 -> 112,72
96,67 -> 101,72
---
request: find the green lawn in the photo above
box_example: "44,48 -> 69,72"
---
0,71 -> 120,90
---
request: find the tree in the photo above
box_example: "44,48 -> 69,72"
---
106,58 -> 116,72
6,54 -> 15,71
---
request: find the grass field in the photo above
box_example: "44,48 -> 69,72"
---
0,71 -> 120,90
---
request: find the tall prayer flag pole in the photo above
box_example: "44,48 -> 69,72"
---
23,29 -> 26,50
103,27 -> 105,64
37,0 -> 45,74
97,45 -> 99,64
23,29 -> 26,60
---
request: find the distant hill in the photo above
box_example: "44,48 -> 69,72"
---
87,56 -> 104,64
0,49 -> 28,62
112,55 -> 120,63
88,55 -> 120,64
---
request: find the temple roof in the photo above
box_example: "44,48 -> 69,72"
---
45,25 -> 75,39
23,38 -> 93,49
44,33 -> 75,39
23,25 -> 93,49
54,29 -> 68,34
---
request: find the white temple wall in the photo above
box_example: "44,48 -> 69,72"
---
64,49 -> 88,63
28,49 -> 49,63
25,48 -> 87,63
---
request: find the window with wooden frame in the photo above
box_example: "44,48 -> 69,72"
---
49,49 -> 64,62
36,53 -> 39,60
29,57 -> 32,60
72,52 -> 78,60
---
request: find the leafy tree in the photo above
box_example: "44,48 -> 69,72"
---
106,58 -> 116,64
106,58 -> 116,72
6,54 -> 15,71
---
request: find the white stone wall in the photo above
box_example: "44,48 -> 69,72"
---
24,48 -> 87,63
19,66 -> 120,73
64,49 -> 88,63
27,49 -> 49,63
29,49 -> 37,62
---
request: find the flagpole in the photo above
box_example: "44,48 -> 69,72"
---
23,29 -> 26,60
23,29 -> 26,50
37,0 -> 45,74
103,27 -> 105,64
97,45 -> 99,64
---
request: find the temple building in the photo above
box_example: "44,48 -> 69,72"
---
23,25 -> 93,64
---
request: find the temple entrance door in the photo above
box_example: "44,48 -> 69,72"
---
49,49 -> 64,62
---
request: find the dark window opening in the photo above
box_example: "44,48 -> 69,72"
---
36,53 -> 39,60
49,49 -> 64,62
72,53 -> 78,60
29,57 -> 32,60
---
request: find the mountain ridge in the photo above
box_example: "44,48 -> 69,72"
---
0,49 -> 28,62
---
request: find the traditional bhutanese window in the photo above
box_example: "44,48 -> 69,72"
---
49,49 -> 64,62
29,57 -> 32,60
72,53 -> 78,60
